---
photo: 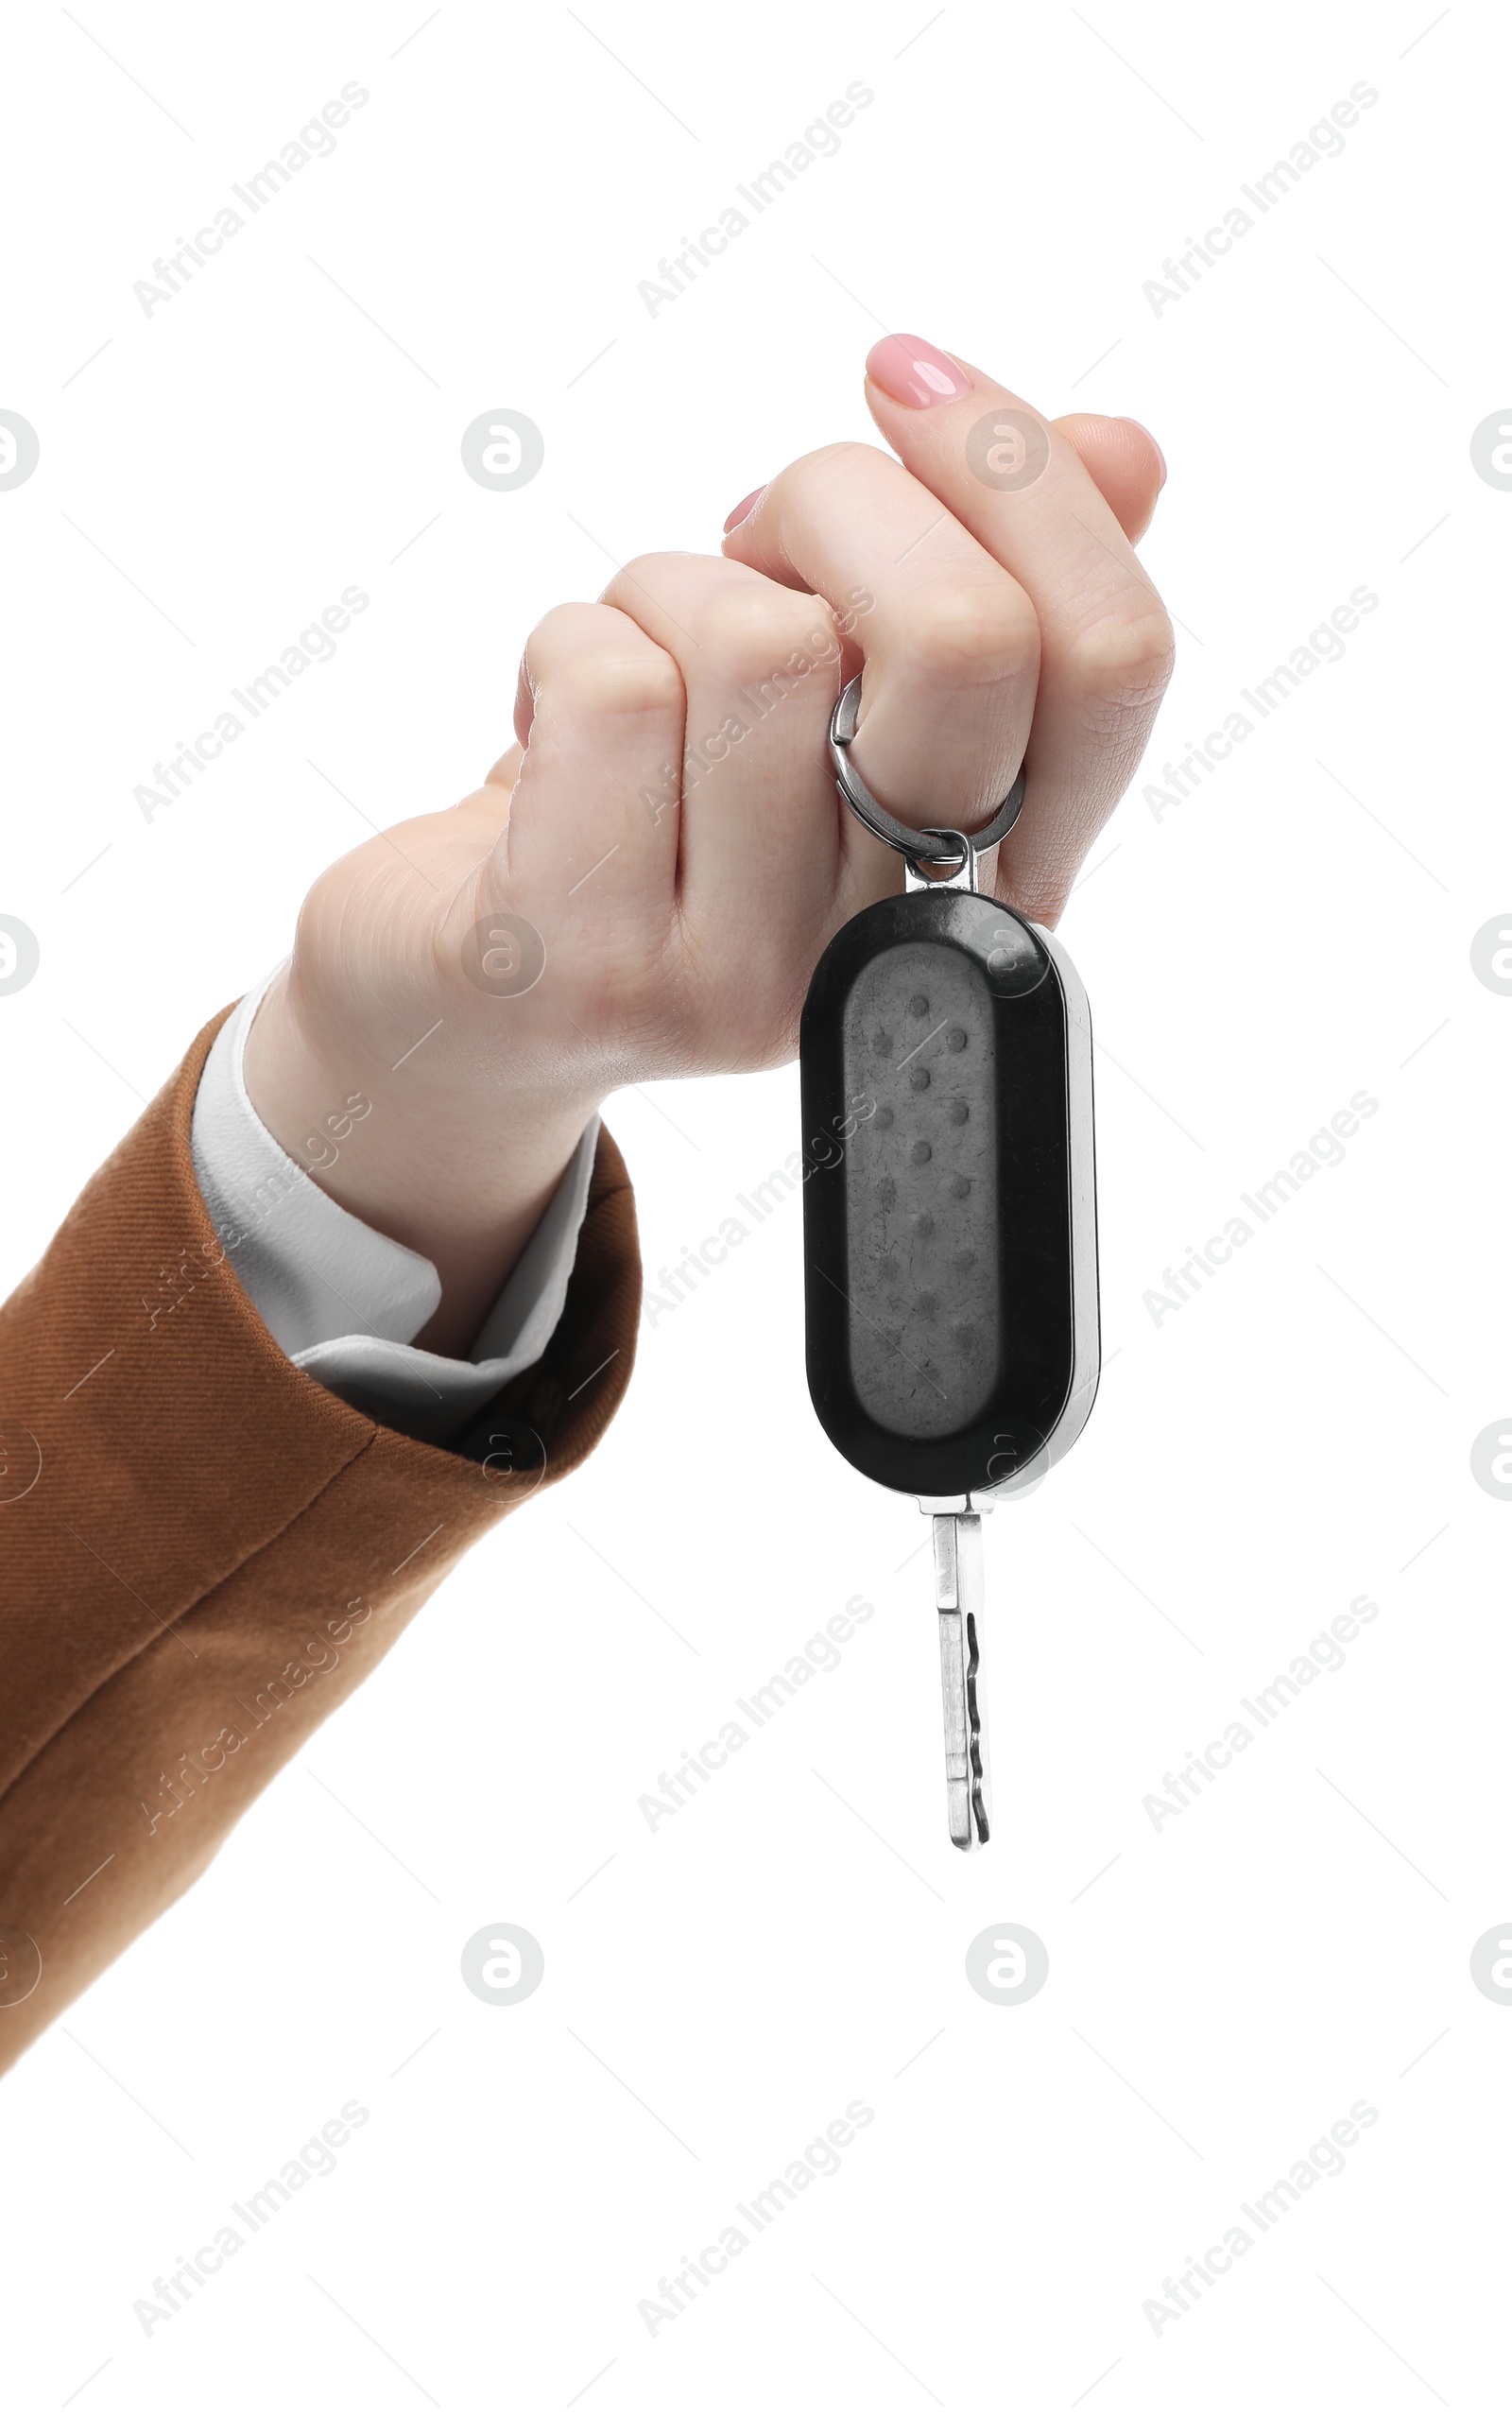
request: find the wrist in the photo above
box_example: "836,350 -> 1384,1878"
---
242,966 -> 602,1357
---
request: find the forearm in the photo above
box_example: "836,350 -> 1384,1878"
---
0,1004 -> 639,2075
243,961 -> 601,1358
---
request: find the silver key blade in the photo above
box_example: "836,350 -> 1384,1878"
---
933,1512 -> 990,1850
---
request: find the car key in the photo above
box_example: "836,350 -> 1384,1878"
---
799,676 -> 1100,1850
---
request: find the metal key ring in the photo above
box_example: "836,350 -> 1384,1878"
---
910,826 -> 978,890
828,674 -> 1026,869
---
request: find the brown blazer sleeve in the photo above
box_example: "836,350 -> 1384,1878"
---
0,1002 -> 639,2076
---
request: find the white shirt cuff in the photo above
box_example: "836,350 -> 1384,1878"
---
190,966 -> 599,1446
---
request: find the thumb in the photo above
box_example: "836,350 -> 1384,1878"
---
1051,412 -> 1167,543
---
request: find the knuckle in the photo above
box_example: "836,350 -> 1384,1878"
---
532,629 -> 683,726
612,550 -> 683,599
782,439 -> 894,494
1069,606 -> 1177,719
698,581 -> 838,689
908,583 -> 1040,690
525,599 -> 601,657
581,648 -> 684,721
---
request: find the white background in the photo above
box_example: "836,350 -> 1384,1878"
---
1,0 -> 1507,2407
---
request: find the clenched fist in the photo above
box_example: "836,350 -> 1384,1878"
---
245,336 -> 1173,1354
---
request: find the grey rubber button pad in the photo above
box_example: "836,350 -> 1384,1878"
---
841,941 -> 1002,1440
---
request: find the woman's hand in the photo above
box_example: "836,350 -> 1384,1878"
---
244,336 -> 1173,1354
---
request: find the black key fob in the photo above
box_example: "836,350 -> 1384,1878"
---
799,886 -> 1099,1502
800,674 -> 1102,1853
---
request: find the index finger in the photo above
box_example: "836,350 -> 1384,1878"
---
863,336 -> 1176,920
864,337 -> 1163,642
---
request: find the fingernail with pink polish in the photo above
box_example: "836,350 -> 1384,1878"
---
723,485 -> 765,532
866,335 -> 972,409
